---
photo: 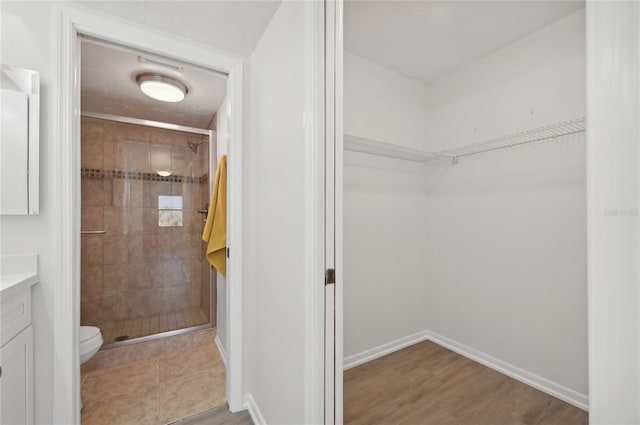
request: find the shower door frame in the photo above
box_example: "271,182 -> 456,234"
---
55,4 -> 247,423
79,111 -> 216,349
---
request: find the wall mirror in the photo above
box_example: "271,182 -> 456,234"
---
1,65 -> 39,215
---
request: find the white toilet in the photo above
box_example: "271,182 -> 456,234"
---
79,326 -> 103,365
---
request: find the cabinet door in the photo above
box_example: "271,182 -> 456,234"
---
0,325 -> 33,425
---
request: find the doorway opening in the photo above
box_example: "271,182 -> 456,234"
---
78,36 -> 231,424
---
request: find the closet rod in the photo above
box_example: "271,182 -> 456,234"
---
439,117 -> 586,162
344,117 -> 585,164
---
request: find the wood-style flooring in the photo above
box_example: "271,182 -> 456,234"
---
344,341 -> 588,425
97,307 -> 208,344
169,404 -> 253,425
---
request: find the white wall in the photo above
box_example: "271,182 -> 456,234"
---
215,95 -> 229,355
243,2 -> 308,423
344,52 -> 426,149
0,2 -> 279,423
0,3 -> 57,423
344,52 -> 431,356
587,2 -> 640,423
344,8 -> 587,402
421,9 -> 587,398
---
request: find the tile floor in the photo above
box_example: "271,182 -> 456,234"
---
81,327 -> 225,425
96,307 -> 208,345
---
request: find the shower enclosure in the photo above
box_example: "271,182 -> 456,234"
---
80,115 -> 213,346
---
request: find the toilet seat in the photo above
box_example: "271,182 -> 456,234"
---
79,326 -> 103,357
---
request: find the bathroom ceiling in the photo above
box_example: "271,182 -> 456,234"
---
345,0 -> 585,83
81,39 -> 226,128
75,1 -> 281,57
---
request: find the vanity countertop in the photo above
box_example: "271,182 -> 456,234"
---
0,253 -> 39,299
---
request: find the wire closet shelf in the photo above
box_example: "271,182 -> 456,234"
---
344,117 -> 586,164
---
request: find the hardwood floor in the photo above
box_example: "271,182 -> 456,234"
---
169,404 -> 253,425
96,307 -> 208,344
344,341 -> 588,425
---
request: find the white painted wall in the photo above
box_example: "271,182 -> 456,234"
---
344,52 -> 426,149
344,52 -> 431,356
215,95 -> 229,355
0,2 -> 276,423
344,8 -> 588,402
243,2 -> 308,423
0,3 -> 57,423
421,9 -> 587,398
587,2 -> 640,423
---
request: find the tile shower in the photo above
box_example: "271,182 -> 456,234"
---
80,116 -> 212,345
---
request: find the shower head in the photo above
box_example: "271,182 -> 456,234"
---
187,140 -> 208,153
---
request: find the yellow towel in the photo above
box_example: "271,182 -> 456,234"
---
202,155 -> 227,276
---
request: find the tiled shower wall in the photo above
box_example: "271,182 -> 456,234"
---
80,116 -> 211,328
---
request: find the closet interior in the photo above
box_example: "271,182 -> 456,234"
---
342,1 -> 588,423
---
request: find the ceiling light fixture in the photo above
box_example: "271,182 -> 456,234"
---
136,73 -> 188,103
156,170 -> 173,177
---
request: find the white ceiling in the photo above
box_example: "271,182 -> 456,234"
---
75,1 -> 281,57
81,39 -> 227,128
345,0 -> 585,83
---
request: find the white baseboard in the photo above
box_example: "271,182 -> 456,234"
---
343,330 -> 429,370
244,393 -> 266,425
343,330 -> 588,411
425,330 -> 588,411
215,335 -> 228,369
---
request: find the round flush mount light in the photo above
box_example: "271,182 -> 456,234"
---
136,73 -> 188,103
156,170 -> 173,177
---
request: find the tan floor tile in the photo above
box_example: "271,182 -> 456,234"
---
82,385 -> 158,425
159,366 -> 226,424
160,343 -> 222,383
192,328 -> 216,348
164,332 -> 194,354
82,357 -> 159,402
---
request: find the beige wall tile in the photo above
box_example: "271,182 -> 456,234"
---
127,124 -> 151,143
103,265 -> 117,295
81,235 -> 104,266
151,145 -> 173,175
81,265 -> 104,294
127,207 -> 145,234
104,207 -> 126,235
82,206 -> 104,232
103,236 -> 127,265
171,148 -> 193,177
150,182 -> 172,208
127,235 -> 145,262
114,141 -> 151,172
130,180 -> 145,207
82,138 -> 104,169
82,178 -> 105,207
111,179 -> 127,207
150,129 -> 175,146
81,294 -> 116,326
103,179 -> 113,207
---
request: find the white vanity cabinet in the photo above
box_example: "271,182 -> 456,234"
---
0,254 -> 38,425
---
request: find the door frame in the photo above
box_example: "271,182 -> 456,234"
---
323,1 -> 344,423
54,5 -> 245,423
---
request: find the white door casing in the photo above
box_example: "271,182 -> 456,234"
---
324,1 -> 344,424
55,4 -> 244,423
